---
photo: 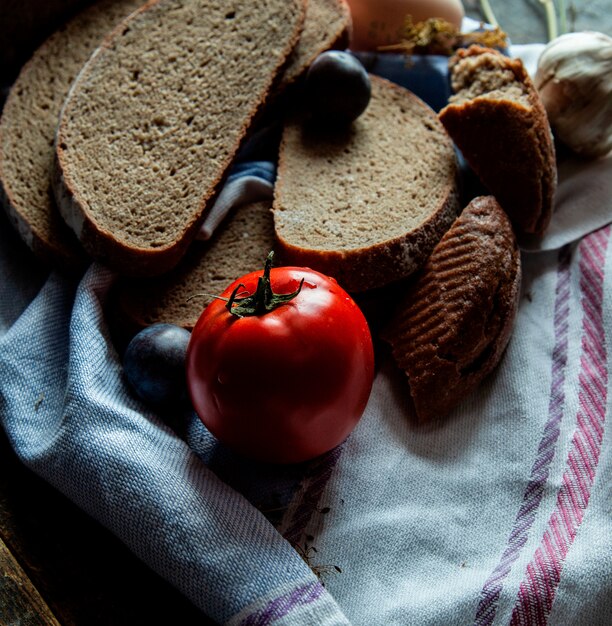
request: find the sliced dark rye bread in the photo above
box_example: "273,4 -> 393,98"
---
438,45 -> 557,236
382,195 -> 521,422
0,0 -> 144,272
54,0 -> 306,276
109,200 -> 276,335
276,0 -> 351,92
273,75 -> 460,293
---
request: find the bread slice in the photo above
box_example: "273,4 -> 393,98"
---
382,195 -> 521,422
0,0 -> 144,272
109,200 -> 276,334
54,0 -> 306,276
277,0 -> 351,91
273,75 -> 460,293
438,45 -> 557,236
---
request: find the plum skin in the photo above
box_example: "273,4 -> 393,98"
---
123,323 -> 191,409
304,51 -> 371,125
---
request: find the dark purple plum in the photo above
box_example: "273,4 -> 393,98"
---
304,51 -> 371,125
123,323 -> 191,410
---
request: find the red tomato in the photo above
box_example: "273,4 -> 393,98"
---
186,254 -> 374,464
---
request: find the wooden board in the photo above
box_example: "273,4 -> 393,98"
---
0,535 -> 61,626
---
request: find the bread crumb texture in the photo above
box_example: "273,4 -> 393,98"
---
0,0 -> 143,269
449,48 -> 530,106
111,200 -> 276,331
56,0 -> 304,271
383,195 -> 521,422
280,0 -> 351,87
274,75 -> 459,292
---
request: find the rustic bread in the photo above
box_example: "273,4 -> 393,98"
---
277,0 -> 351,91
273,75 -> 460,293
0,0 -> 144,271
438,45 -> 556,236
54,0 -> 306,276
110,200 -> 277,333
382,195 -> 521,422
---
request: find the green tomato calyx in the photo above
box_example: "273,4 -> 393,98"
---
226,251 -> 304,318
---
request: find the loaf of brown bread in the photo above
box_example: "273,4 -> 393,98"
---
382,195 -> 521,422
54,0 -> 306,276
273,75 -> 460,293
0,0 -> 144,271
438,45 -> 556,236
110,200 -> 277,333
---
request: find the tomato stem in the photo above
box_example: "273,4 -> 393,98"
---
226,251 -> 304,318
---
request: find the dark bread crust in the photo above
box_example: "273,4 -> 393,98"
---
382,195 -> 521,422
273,187 -> 460,293
274,75 -> 461,294
0,0 -> 145,274
439,45 -> 556,236
54,0 -> 307,277
0,161 -> 88,274
277,0 -> 352,91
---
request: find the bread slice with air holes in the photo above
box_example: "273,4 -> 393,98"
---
276,0 -> 352,93
108,199 -> 277,339
0,0 -> 144,272
273,74 -> 461,293
54,0 -> 306,277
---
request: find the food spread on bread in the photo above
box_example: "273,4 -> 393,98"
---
9,0 -> 609,447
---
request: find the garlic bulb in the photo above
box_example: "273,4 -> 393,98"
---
535,31 -> 612,159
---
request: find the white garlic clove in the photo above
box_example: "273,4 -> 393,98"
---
535,31 -> 612,159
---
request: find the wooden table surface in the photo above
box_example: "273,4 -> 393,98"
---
1,1 -> 609,624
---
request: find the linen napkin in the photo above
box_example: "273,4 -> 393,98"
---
0,212 -> 349,624
2,38 -> 612,626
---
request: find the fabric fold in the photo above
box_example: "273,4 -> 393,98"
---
0,264 -> 350,625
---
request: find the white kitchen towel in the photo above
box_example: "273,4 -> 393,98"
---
269,230 -> 612,626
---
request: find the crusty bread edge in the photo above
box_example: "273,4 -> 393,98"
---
409,210 -> 522,422
0,164 -> 87,273
383,195 -> 522,422
439,46 -> 557,236
277,0 -> 352,92
53,0 -> 307,277
0,34 -> 92,273
273,187 -> 460,293
273,75 -> 461,293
